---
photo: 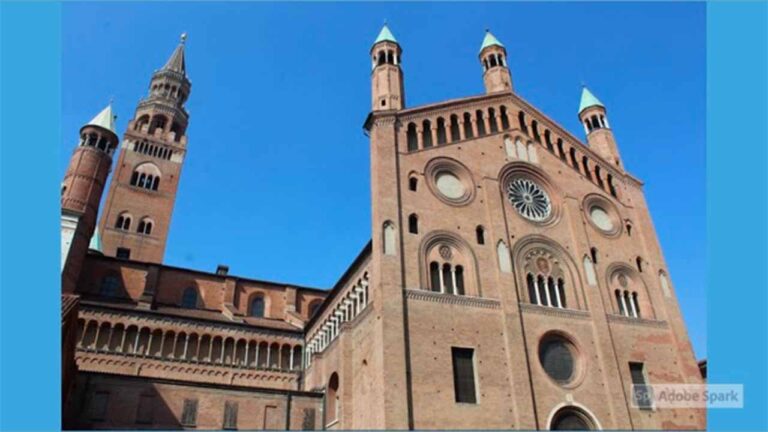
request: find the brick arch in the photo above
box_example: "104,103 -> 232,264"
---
418,230 -> 481,297
604,262 -> 657,320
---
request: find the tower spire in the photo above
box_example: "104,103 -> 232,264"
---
370,23 -> 404,111
479,29 -> 513,93
578,86 -> 622,168
162,33 -> 187,75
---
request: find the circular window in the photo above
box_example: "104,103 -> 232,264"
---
589,206 -> 614,231
538,334 -> 582,386
424,158 -> 475,206
435,172 -> 466,200
507,178 -> 551,222
551,408 -> 595,430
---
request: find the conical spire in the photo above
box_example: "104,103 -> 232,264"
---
579,86 -> 605,113
162,33 -> 187,75
373,24 -> 397,45
480,29 -> 504,53
88,230 -> 103,253
86,103 -> 117,134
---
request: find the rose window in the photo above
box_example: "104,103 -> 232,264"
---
507,178 -> 551,222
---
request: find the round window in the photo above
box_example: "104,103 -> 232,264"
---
435,172 -> 466,200
507,178 -> 551,222
539,337 -> 576,384
589,206 -> 614,231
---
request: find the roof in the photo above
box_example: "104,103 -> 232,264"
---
162,33 -> 187,75
85,104 -> 116,134
579,87 -> 605,113
480,30 -> 504,53
373,24 -> 397,45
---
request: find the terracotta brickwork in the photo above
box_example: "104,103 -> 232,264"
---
61,28 -> 704,430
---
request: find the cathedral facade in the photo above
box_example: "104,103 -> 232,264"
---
60,26 -> 705,430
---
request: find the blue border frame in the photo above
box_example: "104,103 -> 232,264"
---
1,2 -> 62,430
1,1 -> 767,430
707,1 -> 768,430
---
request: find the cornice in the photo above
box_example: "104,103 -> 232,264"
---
606,313 -> 669,328
519,303 -> 592,320
405,289 -> 501,309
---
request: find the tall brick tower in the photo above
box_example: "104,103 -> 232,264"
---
579,87 -> 622,169
370,24 -> 404,111
61,104 -> 118,293
99,34 -> 191,263
479,30 -> 513,94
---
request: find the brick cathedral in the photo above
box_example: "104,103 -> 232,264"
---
60,27 -> 705,430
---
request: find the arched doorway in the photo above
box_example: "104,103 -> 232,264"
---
549,406 -> 597,430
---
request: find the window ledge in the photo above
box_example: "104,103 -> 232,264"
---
607,314 -> 668,328
406,289 -> 501,309
519,303 -> 591,320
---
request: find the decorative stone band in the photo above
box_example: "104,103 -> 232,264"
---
519,302 -> 591,320
607,314 -> 669,328
406,289 -> 501,309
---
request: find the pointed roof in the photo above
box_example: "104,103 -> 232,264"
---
480,30 -> 504,53
88,230 -> 102,253
85,103 -> 117,134
373,24 -> 398,45
162,33 -> 187,75
579,87 -> 605,113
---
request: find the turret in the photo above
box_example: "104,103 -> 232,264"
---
579,87 -> 622,168
479,30 -> 513,94
370,24 -> 404,111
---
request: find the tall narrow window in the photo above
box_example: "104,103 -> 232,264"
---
500,106 -> 510,130
475,110 -> 486,136
455,266 -> 465,295
463,113 -> 474,139
616,290 -> 626,315
422,120 -> 433,148
327,373 -> 340,422
636,256 -> 644,272
557,139 -> 566,161
430,262 -> 441,292
537,275 -> 549,306
408,214 -> 418,234
383,221 -> 396,256
531,120 -> 541,142
250,296 -> 265,318
406,123 -> 418,151
632,292 -> 641,318
436,117 -> 447,145
451,347 -> 477,404
181,399 -> 198,427
223,401 -> 238,430
547,276 -> 558,308
450,115 -> 461,142
527,273 -> 538,305
590,247 -> 598,264
409,177 -> 418,191
629,362 -> 652,409
557,279 -> 566,308
518,111 -> 528,134
488,108 -> 498,133
475,226 -> 485,245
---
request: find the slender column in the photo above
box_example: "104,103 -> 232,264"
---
438,268 -> 446,294
491,114 -> 501,133
220,342 -> 225,364
266,345 -> 271,368
450,267 -> 458,295
244,343 -> 249,367
183,334 -> 189,359
430,126 -> 438,147
533,278 -> 542,305
207,339 -> 213,363
105,326 -> 114,351
416,127 -> 424,150
255,343 -> 261,368
553,279 -> 563,308
471,119 -> 479,137
483,115 -> 491,134
459,119 -> 466,140
170,333 -> 178,359
158,332 -> 166,358
583,121 -> 590,135
543,279 -> 552,307
289,348 -> 294,371
628,292 -> 638,318
620,292 -> 629,317
133,331 -> 140,354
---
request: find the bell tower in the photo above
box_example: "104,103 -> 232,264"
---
61,104 -> 118,293
578,86 -> 622,168
99,34 -> 191,263
479,30 -> 513,94
371,24 -> 404,111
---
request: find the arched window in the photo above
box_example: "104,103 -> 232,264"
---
135,115 -> 150,131
594,165 -> 605,189
626,223 -> 632,237
582,156 -> 592,180
387,50 -> 394,64
115,213 -> 132,231
429,262 -> 441,292
583,256 -> 597,286
406,122 -> 418,151
249,296 -> 265,318
550,407 -> 596,430
544,130 -> 554,152
436,117 -> 447,145
557,139 -> 566,161
659,271 -> 671,297
148,115 -> 167,136
591,115 -> 600,130
615,289 -> 626,315
408,214 -> 418,234
475,110 -> 486,136
422,119 -> 433,148
137,218 -> 153,235
531,120 -> 541,142
632,292 -> 641,318
488,108 -> 498,133
327,373 -> 340,422
463,112 -> 474,139
475,226 -> 485,245
383,221 -> 396,256
518,111 -> 528,134
449,115 -> 461,142
636,256 -> 643,272
130,163 -> 161,191
590,247 -> 598,264
570,148 -> 580,171
100,275 -> 120,297
181,287 -> 198,309
455,266 -> 465,295
377,50 -> 386,66
499,106 -> 510,130
608,174 -> 617,197
489,55 -> 498,67
527,273 -> 538,305
409,177 -> 418,191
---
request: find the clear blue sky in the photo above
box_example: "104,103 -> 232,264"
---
62,2 -> 705,358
